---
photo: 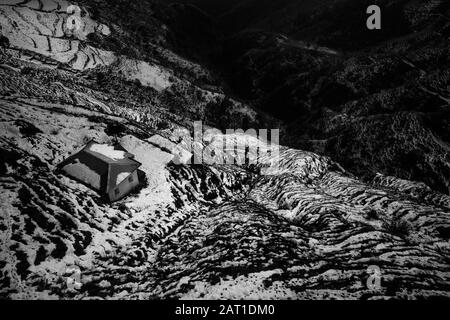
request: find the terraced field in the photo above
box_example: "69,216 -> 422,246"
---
0,0 -> 449,300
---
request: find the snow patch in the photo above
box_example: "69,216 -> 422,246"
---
117,59 -> 172,92
89,144 -> 126,161
116,172 -> 131,185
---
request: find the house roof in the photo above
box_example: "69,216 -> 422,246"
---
59,140 -> 141,194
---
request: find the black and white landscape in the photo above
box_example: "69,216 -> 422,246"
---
0,0 -> 449,300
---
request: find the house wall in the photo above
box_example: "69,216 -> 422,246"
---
108,170 -> 140,202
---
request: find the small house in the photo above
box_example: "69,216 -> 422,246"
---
59,140 -> 142,202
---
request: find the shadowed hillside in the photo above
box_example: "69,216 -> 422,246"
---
179,0 -> 450,195
0,0 -> 449,300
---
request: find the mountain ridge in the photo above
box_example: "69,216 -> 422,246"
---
0,0 -> 449,299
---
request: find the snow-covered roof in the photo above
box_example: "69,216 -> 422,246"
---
89,144 -> 127,161
59,140 -> 141,194
84,142 -> 139,166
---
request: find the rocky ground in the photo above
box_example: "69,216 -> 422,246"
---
0,0 -> 449,300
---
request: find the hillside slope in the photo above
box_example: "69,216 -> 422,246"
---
1,46 -> 450,299
182,0 -> 450,195
0,0 -> 449,300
